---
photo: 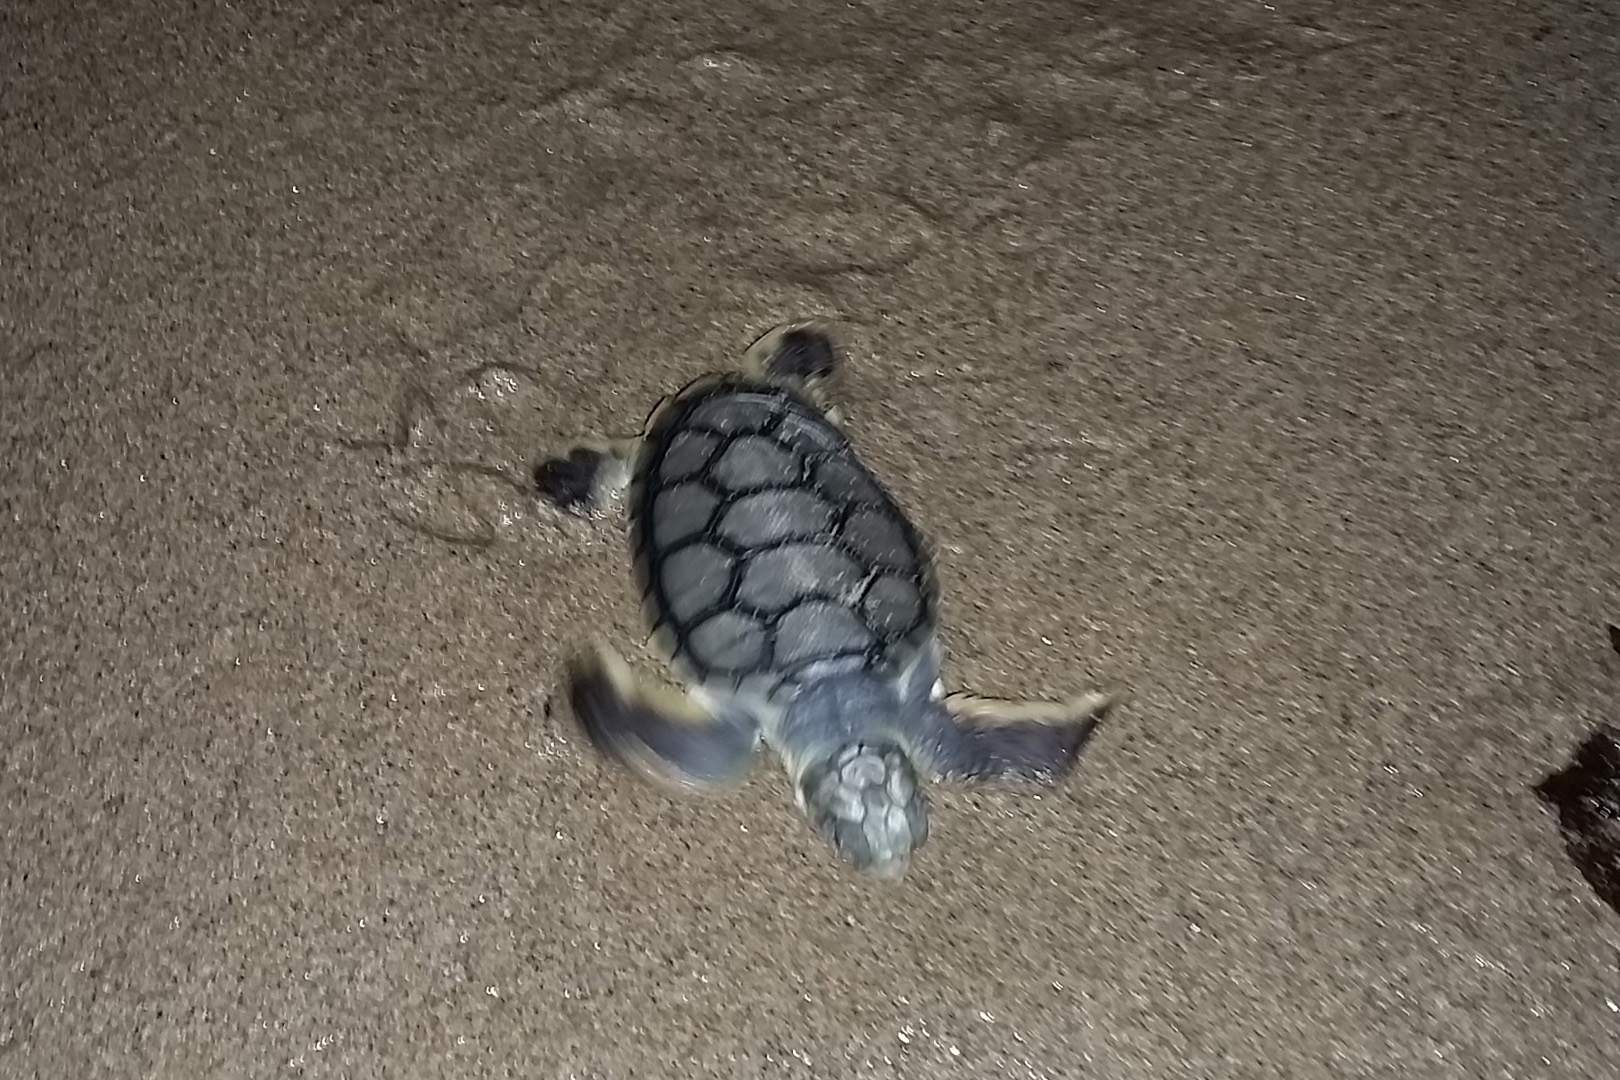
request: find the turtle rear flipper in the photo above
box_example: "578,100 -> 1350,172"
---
534,436 -> 638,516
569,642 -> 760,793
742,320 -> 844,420
915,690 -> 1120,784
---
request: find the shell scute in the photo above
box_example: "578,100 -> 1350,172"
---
659,430 -> 723,482
660,542 -> 736,623
688,610 -> 770,673
840,507 -> 916,570
773,602 -> 878,667
718,489 -> 836,547
710,435 -> 802,490
651,483 -> 720,548
737,545 -> 865,612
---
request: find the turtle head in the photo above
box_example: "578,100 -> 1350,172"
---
796,740 -> 929,879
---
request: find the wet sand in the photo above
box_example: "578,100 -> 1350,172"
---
3,0 -> 1618,1076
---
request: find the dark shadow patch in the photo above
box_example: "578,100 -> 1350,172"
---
1608,622 -> 1619,656
382,460 -> 528,549
1535,725 -> 1620,915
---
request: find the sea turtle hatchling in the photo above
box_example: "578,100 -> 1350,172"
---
533,321 -> 1121,878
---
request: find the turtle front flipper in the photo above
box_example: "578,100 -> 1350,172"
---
533,436 -> 639,516
913,689 -> 1120,784
568,642 -> 761,794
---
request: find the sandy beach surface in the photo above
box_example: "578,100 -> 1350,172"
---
3,0 -> 1618,1076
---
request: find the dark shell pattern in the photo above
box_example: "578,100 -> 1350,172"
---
629,377 -> 938,699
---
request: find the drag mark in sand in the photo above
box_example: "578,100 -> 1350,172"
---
330,360 -> 562,549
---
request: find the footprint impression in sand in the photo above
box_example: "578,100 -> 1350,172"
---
338,360 -> 571,549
